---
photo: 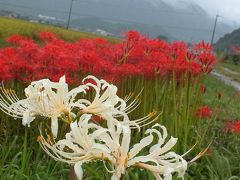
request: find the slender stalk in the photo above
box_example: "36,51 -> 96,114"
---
172,72 -> 178,137
21,127 -> 28,173
70,166 -> 77,180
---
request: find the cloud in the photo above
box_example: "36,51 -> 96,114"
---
159,0 -> 240,25
192,0 -> 240,24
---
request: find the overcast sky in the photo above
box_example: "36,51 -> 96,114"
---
162,0 -> 240,26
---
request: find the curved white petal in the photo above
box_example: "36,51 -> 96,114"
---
22,111 -> 35,127
121,125 -> 131,156
128,133 -> 153,159
152,173 -> 163,180
151,137 -> 178,157
51,117 -> 59,138
59,75 -> 66,83
74,162 -> 83,180
128,156 -> 159,167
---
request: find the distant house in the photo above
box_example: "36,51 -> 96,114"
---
38,14 -> 56,21
95,29 -> 112,36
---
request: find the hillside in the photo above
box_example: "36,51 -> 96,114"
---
215,28 -> 240,52
71,16 -> 174,40
0,16 -> 117,46
0,0 -> 234,42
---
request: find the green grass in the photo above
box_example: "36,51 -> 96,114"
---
197,75 -> 240,179
0,16 -> 117,47
218,62 -> 240,74
203,75 -> 240,119
0,132 -> 70,180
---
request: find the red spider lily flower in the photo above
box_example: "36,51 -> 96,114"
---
39,31 -> 58,42
231,45 -> 240,55
195,41 -> 213,52
195,106 -> 213,119
0,31 -> 217,84
224,121 -> 240,134
6,34 -> 26,44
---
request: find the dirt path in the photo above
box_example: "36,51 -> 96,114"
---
222,67 -> 239,75
211,70 -> 240,91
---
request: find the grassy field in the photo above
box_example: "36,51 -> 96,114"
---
189,74 -> 240,179
218,61 -> 240,74
204,74 -> 240,119
0,17 -> 240,179
0,16 -> 117,47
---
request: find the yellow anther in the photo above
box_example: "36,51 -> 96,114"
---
37,136 -> 43,142
4,88 -> 9,95
148,111 -> 157,117
40,87 -> 45,92
47,134 -> 51,140
67,115 -> 73,123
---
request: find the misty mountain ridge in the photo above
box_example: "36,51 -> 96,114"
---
71,16 -> 174,40
0,0 -> 235,42
215,27 -> 240,52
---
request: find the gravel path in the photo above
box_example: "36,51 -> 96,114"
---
211,70 -> 240,91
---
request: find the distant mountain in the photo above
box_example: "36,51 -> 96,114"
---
0,9 -> 29,20
215,28 -> 240,52
71,16 -> 175,40
0,0 -> 235,42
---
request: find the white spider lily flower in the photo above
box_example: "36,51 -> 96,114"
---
133,124 -> 188,180
0,76 -> 87,137
80,75 -> 128,118
39,113 -> 189,180
97,122 -> 187,180
79,75 -> 158,128
39,114 -> 113,179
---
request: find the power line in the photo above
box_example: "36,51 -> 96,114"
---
67,0 -> 74,29
69,12 -> 225,35
211,14 -> 221,45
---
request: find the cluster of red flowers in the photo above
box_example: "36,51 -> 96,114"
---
0,31 -> 216,84
224,121 -> 240,134
195,106 -> 213,119
231,45 -> 240,55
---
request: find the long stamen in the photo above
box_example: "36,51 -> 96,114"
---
128,112 -> 161,129
0,86 -> 25,118
0,86 -> 18,104
124,93 -> 133,102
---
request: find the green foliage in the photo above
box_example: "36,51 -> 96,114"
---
203,75 -> 240,119
0,17 -> 117,48
0,133 -> 70,179
118,74 -> 207,154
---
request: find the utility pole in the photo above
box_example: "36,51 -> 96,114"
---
66,0 -> 74,29
210,14 -> 220,45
